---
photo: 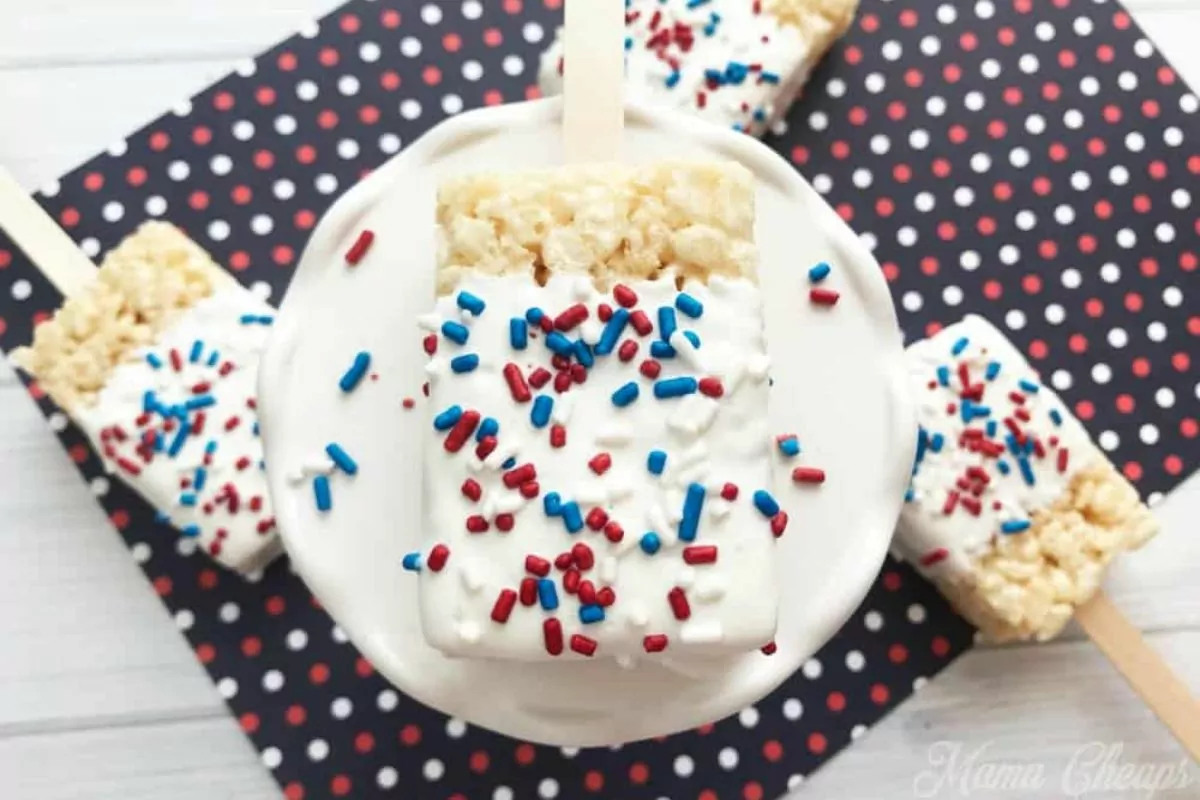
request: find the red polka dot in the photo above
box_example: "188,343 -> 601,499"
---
126,166 -> 147,187
807,732 -> 828,754
1164,456 -> 1183,476
484,90 -> 504,106
213,91 -> 235,111
629,763 -> 649,784
905,69 -> 923,88
836,203 -> 854,223
355,732 -> 375,753
1116,394 -> 1135,414
330,776 -> 351,797
998,27 -> 1016,46
925,321 -> 943,338
296,145 -> 317,164
60,207 -> 80,228
976,217 -> 996,236
931,637 -> 951,657
870,683 -> 892,705
830,141 -> 850,160
504,0 -> 523,12
192,126 -> 212,146
1123,462 -> 1142,482
109,509 -> 130,529
1021,274 -> 1042,294
844,45 -> 862,65
253,150 -> 275,170
1096,44 -> 1114,63
229,252 -> 250,272
1084,298 -> 1104,318
68,444 -> 88,463
1158,65 -> 1176,85
1103,105 -> 1121,124
1004,86 -> 1023,105
1181,419 -> 1197,438
1149,161 -> 1167,180
255,86 -> 277,106
887,101 -> 907,121
959,32 -> 977,51
1078,234 -> 1097,254
791,145 -> 809,165
240,712 -> 260,733
1131,358 -> 1150,378
1058,49 -> 1077,69
1142,99 -> 1160,118
1088,137 -> 1107,157
83,172 -> 104,191
483,28 -> 503,46
295,210 -> 317,230
893,164 -> 912,182
355,657 -> 373,677
1075,400 -> 1095,421
1048,143 -> 1067,162
515,743 -> 536,765
265,596 -> 286,615
882,262 -> 899,282
932,158 -> 952,178
359,105 -> 381,125
286,705 -> 307,726
937,221 -> 957,241
1180,253 -> 1197,272
339,13 -> 360,33
983,280 -> 1002,300
883,571 -> 902,591
400,724 -> 422,746
443,33 -> 462,52
1123,292 -> 1144,313
1042,82 -> 1060,101
987,119 -> 1007,139
231,185 -> 253,205
584,771 -> 604,792
317,110 -> 339,129
423,66 -> 442,86
1172,352 -> 1190,372
319,47 -> 339,67
920,257 -> 939,276
1133,195 -> 1151,214
381,9 -> 401,28
278,52 -> 298,71
525,85 -> 543,101
469,750 -> 490,773
241,636 -> 262,657
827,691 -> 846,712
762,740 -> 783,762
876,197 -> 895,217
1189,317 -> 1200,336
944,63 -> 962,83
993,182 -> 1013,201
1032,176 -> 1052,196
698,791 -> 717,800
188,191 -> 209,211
545,0 -> 562,7
0,250 -> 9,269
743,782 -> 764,800
1028,340 -> 1047,360
153,576 -> 172,596
309,663 -> 330,684
889,643 -> 909,663
198,569 -> 219,590
284,783 -> 305,800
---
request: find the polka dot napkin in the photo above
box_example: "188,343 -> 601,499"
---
0,1 -> 1196,798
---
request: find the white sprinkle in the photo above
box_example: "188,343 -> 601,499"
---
573,276 -> 592,300
458,621 -> 482,643
626,606 -> 649,628
459,563 -> 484,594
708,498 -> 733,520
669,330 -> 708,371
599,557 -> 619,583
606,472 -> 637,502
676,566 -> 697,588
693,577 -> 728,603
416,313 -> 442,331
484,439 -> 522,470
723,361 -> 747,396
595,423 -> 634,446
481,494 -> 497,518
424,359 -> 448,380
692,397 -> 721,434
579,318 -> 603,346
648,505 -> 673,541
677,441 -> 710,470
680,620 -> 723,644
616,655 -> 637,670
551,393 -> 575,424
465,456 -> 487,474
493,493 -> 526,515
667,415 -> 700,437
746,353 -> 771,380
573,482 -> 607,505
675,464 -> 710,490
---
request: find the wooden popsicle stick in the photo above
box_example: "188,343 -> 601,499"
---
562,0 -> 625,163
1075,590 -> 1200,761
0,168 -> 97,298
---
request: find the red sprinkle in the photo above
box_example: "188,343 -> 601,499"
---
598,303 -> 613,322
538,316 -> 554,334
563,568 -> 581,594
792,467 -> 826,484
218,361 -> 235,377
920,548 -> 949,567
603,520 -> 625,543
617,340 -> 639,362
1057,448 -> 1069,473
550,424 -> 567,448
570,363 -> 588,384
640,360 -> 662,379
586,507 -> 609,531
551,355 -> 572,371
960,496 -> 982,516
495,513 -> 515,532
629,310 -> 653,336
1015,407 -> 1032,423
235,457 -> 252,471
423,334 -> 438,355
572,542 -> 595,570
761,640 -> 777,656
525,555 -> 551,576
224,416 -> 241,432
444,410 -> 481,452
597,587 -> 616,607
427,544 -> 450,572
943,491 -> 960,515
643,634 -> 669,653
589,453 -> 612,474
520,578 -> 539,606
720,483 -> 739,501
554,553 -> 574,571
191,412 -> 206,436
528,367 -> 552,388
502,463 -> 537,488
578,580 -> 597,605
698,377 -> 725,398
503,363 -> 532,403
345,229 -> 375,265
553,372 -> 573,393
490,590 -> 517,623
520,481 -> 540,498
248,496 -> 264,512
570,634 -> 598,657
116,457 -> 142,476
682,545 -> 718,564
544,619 -> 564,655
475,436 -> 498,460
770,511 -> 788,537
466,515 -> 489,533
668,587 -> 691,620
170,349 -> 183,371
810,288 -> 841,306
613,284 -> 638,308
554,303 -> 589,331
461,479 -> 482,502
1009,391 -> 1026,405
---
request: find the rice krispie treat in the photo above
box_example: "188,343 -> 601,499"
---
404,161 -> 788,662
12,223 -> 281,575
896,315 -> 1159,642
539,0 -> 860,137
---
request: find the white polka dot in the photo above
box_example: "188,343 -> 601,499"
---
1051,369 -> 1072,391
424,759 -> 445,781
845,650 -> 866,671
825,78 -> 846,97
864,610 -> 884,631
250,214 -> 274,236
802,657 -> 823,679
234,58 -> 257,77
1080,76 -> 1100,96
970,152 -> 991,173
560,747 -> 579,758
502,55 -> 525,77
493,789 -> 514,800
380,133 -> 402,154
953,186 -> 975,207
1156,388 -> 1175,408
1163,287 -> 1183,307
1071,171 -> 1092,191
337,76 -> 361,98
377,689 -> 398,711
461,0 -> 483,20
1171,189 -> 1191,209
975,0 -> 995,19
232,120 -> 255,141
811,174 -> 832,194
1109,165 -> 1130,186
1061,268 -> 1082,289
330,625 -> 349,644
101,201 -> 124,223
718,746 -> 739,769
859,232 -> 877,251
1025,114 -> 1045,135
9,279 -> 31,301
882,40 -> 903,61
175,537 -> 198,557
1164,127 -> 1184,147
1147,321 -> 1167,342
807,111 -> 828,131
286,629 -> 308,650
359,42 -> 381,63
960,250 -> 982,271
40,179 -> 60,197
377,767 -> 398,789
897,227 -> 918,247
130,542 -> 151,563
1064,109 -> 1084,129
315,174 -> 339,195
208,220 -> 230,242
174,609 -> 194,630
914,192 -> 935,212
865,73 -> 886,93
207,154 -> 232,176
536,778 -> 560,799
523,22 -> 544,43
337,138 -> 360,160
78,238 -> 99,259
1116,228 -> 1137,249
274,114 -> 297,135
1156,223 -> 1176,243
1005,309 -> 1026,331
908,604 -> 927,624
1098,430 -> 1119,451
1117,70 -> 1138,92
1182,94 -> 1199,114
910,129 -> 931,150
273,179 -> 296,201
852,724 -> 869,740
172,99 -> 193,117
782,697 -> 804,720
674,755 -> 695,777
295,80 -> 319,102
298,20 -> 319,38
331,697 -> 353,719
145,196 -> 167,217
1054,204 -> 1075,226
1019,54 -> 1039,73
739,706 -> 759,728
849,168 -> 872,190
217,677 -> 238,699
1126,132 -> 1146,153
442,94 -> 464,115
920,35 -> 941,56
1140,424 -> 1160,445
1016,210 -> 1038,231
421,3 -> 443,24
261,747 -> 282,769
401,99 -> 422,120
870,134 -> 891,155
1044,304 -> 1065,325
107,139 -> 128,157
218,602 -> 240,623
926,96 -> 947,117
307,739 -> 329,762
1009,147 -> 1030,168
262,669 -> 285,692
981,58 -> 1001,79
996,245 -> 1019,266
902,290 -> 923,312
1099,263 -> 1121,283
942,286 -> 963,307
1092,364 -> 1112,384
89,475 -> 110,496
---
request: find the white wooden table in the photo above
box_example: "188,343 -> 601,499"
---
0,2 -> 1197,797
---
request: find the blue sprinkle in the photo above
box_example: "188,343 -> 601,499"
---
476,417 -> 499,441
760,71 -> 781,84
612,382 -> 640,407
1024,437 -> 1035,455
753,489 -> 780,518
433,405 -> 463,431
1049,409 -> 1063,427
686,0 -> 710,7
155,511 -> 171,524
402,552 -> 422,572
914,427 -> 928,467
450,354 -> 479,373
683,330 -> 701,348
146,353 -> 163,369
936,366 -> 950,386
525,307 -> 545,324
181,524 -> 201,538
545,331 -> 575,357
142,390 -> 157,414
595,308 -> 630,356
1001,519 -> 1032,535
678,483 -> 706,542
705,68 -> 725,85
339,351 -> 371,392
456,291 -> 486,316
904,487 -> 915,502
1006,434 -> 1021,456
531,395 -> 554,428
189,340 -> 204,363
537,579 -> 559,611
154,431 -> 165,453
951,337 -> 970,356
579,605 -> 605,624
543,492 -> 563,516
1019,379 -> 1040,394
179,493 -> 197,507
808,262 -> 831,283
777,436 -> 801,457
650,340 -> 676,359
986,361 -> 1001,381
325,443 -> 359,475
625,36 -> 634,50
753,108 -> 766,122
206,351 -> 220,368
1017,457 -> 1036,487
997,460 -> 1012,475
562,502 -> 583,533
240,314 -> 273,325
665,71 -> 681,88
640,532 -> 662,555
441,320 -> 470,345
675,293 -> 703,318
574,340 -> 595,368
313,475 -> 332,511
252,422 -> 260,438
193,467 -> 207,492
205,440 -> 218,456
167,420 -> 191,458
986,420 -> 998,437
647,450 -> 667,475
658,307 -> 678,342
501,457 -> 516,470
185,395 -> 215,411
654,377 -> 698,399
509,318 -> 528,350
930,433 -> 945,453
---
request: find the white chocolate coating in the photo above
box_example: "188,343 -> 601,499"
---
76,289 -> 280,574
416,273 -> 778,662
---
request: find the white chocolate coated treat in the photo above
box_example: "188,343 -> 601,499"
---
260,98 -> 915,745
539,0 -> 857,136
77,289 -> 280,574
414,273 -> 779,662
896,315 -> 1158,641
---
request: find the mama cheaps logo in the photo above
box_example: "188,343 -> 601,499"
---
913,741 -> 1196,798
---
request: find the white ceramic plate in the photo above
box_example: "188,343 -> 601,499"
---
259,98 -> 915,747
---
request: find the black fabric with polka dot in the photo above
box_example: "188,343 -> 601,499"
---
0,1 -> 1193,798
